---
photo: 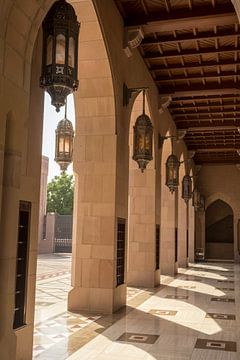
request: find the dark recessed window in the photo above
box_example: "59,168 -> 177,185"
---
116,218 -> 126,287
156,225 -> 160,270
13,201 -> 31,330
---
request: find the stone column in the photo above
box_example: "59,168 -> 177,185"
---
188,202 -> 195,263
161,183 -> 176,276
127,168 -> 158,288
0,149 -> 20,360
68,0 -> 127,314
178,192 -> 187,268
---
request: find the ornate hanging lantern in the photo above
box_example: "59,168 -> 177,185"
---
132,90 -> 153,172
55,103 -> 74,171
182,174 -> 192,203
166,154 -> 180,193
40,0 -> 80,112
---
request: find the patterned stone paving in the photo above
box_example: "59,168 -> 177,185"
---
33,254 -> 145,359
33,256 -> 240,360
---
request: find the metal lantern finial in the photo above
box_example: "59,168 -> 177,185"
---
40,0 -> 80,112
182,174 -> 192,203
132,90 -> 153,172
166,153 -> 180,193
55,101 -> 74,171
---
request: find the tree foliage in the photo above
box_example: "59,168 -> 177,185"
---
47,173 -> 74,215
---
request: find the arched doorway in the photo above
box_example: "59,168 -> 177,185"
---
205,199 -> 234,260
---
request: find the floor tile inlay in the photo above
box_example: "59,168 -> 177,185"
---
195,339 -> 237,352
205,312 -> 236,320
117,332 -> 159,344
211,297 -> 235,302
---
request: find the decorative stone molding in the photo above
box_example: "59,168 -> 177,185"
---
158,95 -> 172,113
123,27 -> 144,57
232,0 -> 240,23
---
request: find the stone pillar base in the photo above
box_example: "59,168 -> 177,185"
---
127,270 -> 160,288
68,284 -> 126,314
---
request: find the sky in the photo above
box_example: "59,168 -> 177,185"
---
42,93 -> 75,182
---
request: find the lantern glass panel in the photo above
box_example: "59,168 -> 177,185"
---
46,35 -> 53,65
56,34 -> 66,64
138,132 -> 145,153
65,137 -> 70,153
59,137 -> 64,153
145,132 -> 151,153
68,37 -> 75,68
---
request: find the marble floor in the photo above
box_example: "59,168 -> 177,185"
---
34,255 -> 239,359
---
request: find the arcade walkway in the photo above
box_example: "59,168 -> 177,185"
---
34,255 -> 239,359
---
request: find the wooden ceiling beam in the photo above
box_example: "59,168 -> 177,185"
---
172,110 -> 240,117
157,71 -> 240,83
142,30 -> 240,46
159,83 -> 240,96
124,4 -> 237,32
171,94 -> 240,103
169,102 -> 240,110
150,60 -> 240,73
144,45 -> 240,60
189,147 -> 240,152
184,126 -> 239,132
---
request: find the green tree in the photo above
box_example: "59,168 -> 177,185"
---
47,173 -> 74,215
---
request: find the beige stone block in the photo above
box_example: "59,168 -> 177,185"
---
6,25 -> 26,57
100,216 -> 115,245
25,274 -> 36,324
103,135 -> 117,162
27,250 -> 37,276
4,46 -> 24,87
76,116 -> 115,135
78,40 -> 107,61
16,0 -> 40,18
133,223 -> 146,242
76,244 -> 91,258
75,97 -> 115,117
78,59 -> 111,79
9,6 -> 31,38
102,175 -> 115,203
83,175 -> 103,202
91,245 -> 114,260
82,216 -> 100,244
132,197 -> 146,215
71,257 -> 82,286
79,78 -> 114,97
81,259 -> 100,288
15,324 -> 34,360
92,203 -> 115,217
79,20 -> 102,42
89,288 -> 113,313
114,284 -> 127,311
0,258 -> 16,294
139,242 -> 154,253
85,135 -> 103,161
68,287 -> 90,311
76,1 -> 97,22
99,259 -> 114,288
132,171 -> 147,187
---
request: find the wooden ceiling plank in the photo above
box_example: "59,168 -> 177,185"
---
141,30 -> 240,46
150,60 -> 240,72
124,4 -> 237,32
144,45 -> 240,60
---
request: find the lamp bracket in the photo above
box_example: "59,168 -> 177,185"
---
123,83 -> 149,106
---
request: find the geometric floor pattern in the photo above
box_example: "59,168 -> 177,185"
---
34,254 -> 239,359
